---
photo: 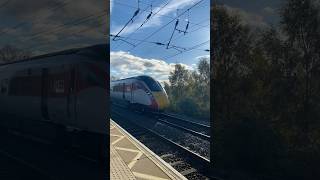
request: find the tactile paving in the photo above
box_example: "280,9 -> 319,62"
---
110,145 -> 136,180
110,119 -> 187,180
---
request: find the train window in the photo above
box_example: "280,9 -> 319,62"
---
126,85 -> 130,92
113,84 -> 120,92
138,76 -> 162,91
54,79 -> 65,93
136,82 -> 143,89
114,84 -> 122,92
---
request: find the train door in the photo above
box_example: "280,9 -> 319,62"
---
67,65 -> 77,126
131,83 -> 134,103
122,83 -> 125,100
41,68 -> 49,120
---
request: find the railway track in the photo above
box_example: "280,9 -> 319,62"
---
159,113 -> 210,133
111,106 -> 218,180
149,112 -> 210,141
112,102 -> 211,141
112,103 -> 210,158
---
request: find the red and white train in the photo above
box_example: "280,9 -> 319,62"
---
110,75 -> 169,111
0,44 -> 108,156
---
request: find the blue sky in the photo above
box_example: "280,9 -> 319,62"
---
110,0 -> 210,83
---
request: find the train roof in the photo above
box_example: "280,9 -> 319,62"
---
0,44 -> 108,67
111,75 -> 157,83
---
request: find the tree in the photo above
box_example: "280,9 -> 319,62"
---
195,57 -> 210,115
165,62 -> 210,118
169,64 -> 191,101
163,81 -> 170,95
0,45 -> 32,64
211,5 -> 286,178
212,5 -> 252,121
198,57 -> 210,84
110,76 -> 119,81
281,0 -> 320,133
211,1 -> 320,179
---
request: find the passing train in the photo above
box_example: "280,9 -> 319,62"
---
110,75 -> 169,111
0,44 -> 108,157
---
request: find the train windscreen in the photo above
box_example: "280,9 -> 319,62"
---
138,76 -> 162,92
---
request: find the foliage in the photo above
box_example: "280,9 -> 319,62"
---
165,59 -> 210,119
110,76 -> 119,81
212,1 -> 320,179
0,45 -> 32,64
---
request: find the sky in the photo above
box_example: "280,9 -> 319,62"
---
217,0 -> 284,29
0,0 -> 108,55
110,0 -> 210,83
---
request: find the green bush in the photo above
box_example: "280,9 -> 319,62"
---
176,98 -> 199,116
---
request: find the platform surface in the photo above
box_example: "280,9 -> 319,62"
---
110,119 -> 187,180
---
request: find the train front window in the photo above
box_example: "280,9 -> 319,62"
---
138,76 -> 162,92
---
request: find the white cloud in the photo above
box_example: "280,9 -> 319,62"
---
196,54 -> 210,60
224,5 -> 268,29
110,0 -> 113,14
110,51 -> 193,83
111,0 -> 198,35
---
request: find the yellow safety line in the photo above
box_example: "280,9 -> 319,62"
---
110,134 -> 123,138
128,151 -> 143,169
132,172 -> 169,180
115,147 -> 140,153
111,136 -> 125,145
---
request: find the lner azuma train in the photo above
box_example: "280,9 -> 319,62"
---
0,44 -> 108,158
110,75 -> 169,111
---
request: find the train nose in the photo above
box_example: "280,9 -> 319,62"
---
152,92 -> 169,110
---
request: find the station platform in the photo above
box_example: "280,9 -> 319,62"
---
110,119 -> 187,180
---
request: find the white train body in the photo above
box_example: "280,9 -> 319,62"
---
110,76 -> 169,111
0,45 -> 108,145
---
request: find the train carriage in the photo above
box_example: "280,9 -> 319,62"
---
110,75 -> 169,111
0,44 -> 108,158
